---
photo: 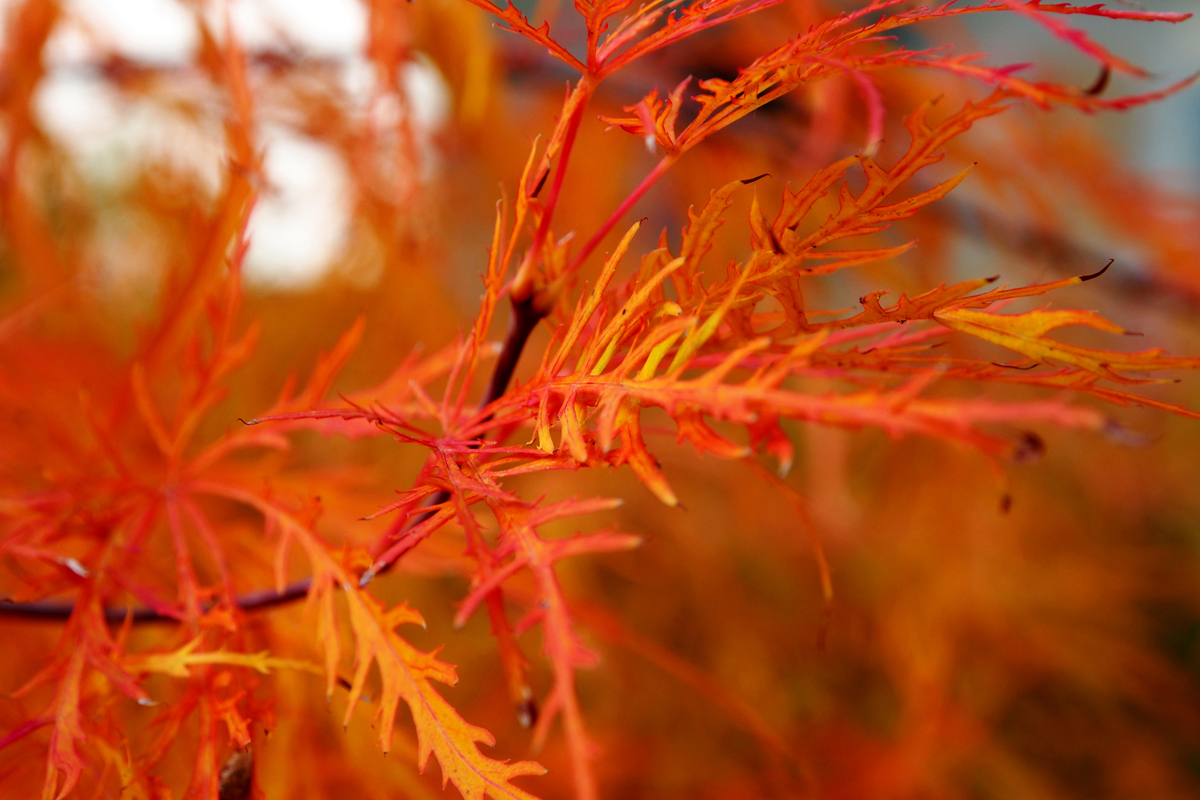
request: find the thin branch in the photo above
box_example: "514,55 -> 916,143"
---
1,576 -> 314,624
564,153 -> 676,278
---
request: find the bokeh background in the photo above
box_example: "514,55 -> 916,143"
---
3,0 -> 1200,798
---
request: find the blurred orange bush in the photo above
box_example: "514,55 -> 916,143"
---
2,1 -> 1200,798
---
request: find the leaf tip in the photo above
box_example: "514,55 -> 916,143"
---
1103,419 -> 1156,447
517,695 -> 539,729
59,557 -> 89,577
1084,65 -> 1112,97
776,454 -> 793,479
1080,259 -> 1114,282
1012,431 -> 1046,464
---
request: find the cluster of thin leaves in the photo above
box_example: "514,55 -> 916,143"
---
1,0 -> 1198,799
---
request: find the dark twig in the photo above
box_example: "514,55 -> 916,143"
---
1,574 -> 318,624
482,295 -> 545,410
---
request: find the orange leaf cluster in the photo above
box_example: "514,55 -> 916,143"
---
2,0 -> 1199,798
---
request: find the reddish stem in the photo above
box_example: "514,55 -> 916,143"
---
513,79 -> 593,299
564,154 -> 675,279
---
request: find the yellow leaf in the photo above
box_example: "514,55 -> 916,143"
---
935,307 -> 1200,379
194,485 -> 547,800
125,638 -> 325,679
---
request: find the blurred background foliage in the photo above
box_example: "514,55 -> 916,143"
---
2,0 -> 1200,797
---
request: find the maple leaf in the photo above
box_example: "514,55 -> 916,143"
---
123,638 -> 325,679
192,483 -> 546,800
2,1 -> 1199,798
39,649 -> 87,800
464,0 -> 585,73
934,306 -> 1200,381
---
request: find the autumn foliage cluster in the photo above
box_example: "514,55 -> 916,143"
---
3,0 -> 1200,797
